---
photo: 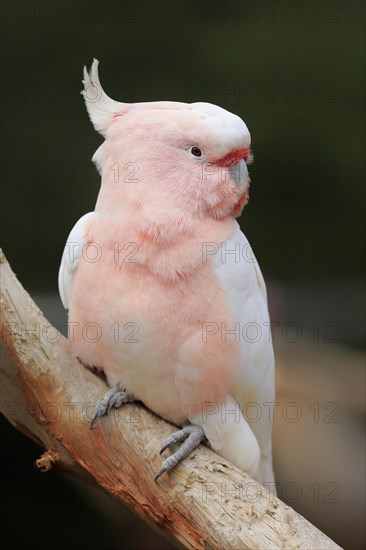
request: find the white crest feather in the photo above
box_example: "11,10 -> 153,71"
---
81,59 -> 127,135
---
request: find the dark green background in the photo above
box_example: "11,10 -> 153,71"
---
1,0 -> 364,289
1,1 -> 365,550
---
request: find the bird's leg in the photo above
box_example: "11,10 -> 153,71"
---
155,423 -> 206,480
90,384 -> 136,429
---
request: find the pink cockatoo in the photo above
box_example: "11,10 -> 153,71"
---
59,59 -> 275,486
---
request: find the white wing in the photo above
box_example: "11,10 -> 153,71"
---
58,212 -> 94,309
212,221 -> 276,486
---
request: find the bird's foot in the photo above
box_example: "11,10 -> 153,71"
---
90,384 -> 135,429
155,424 -> 206,480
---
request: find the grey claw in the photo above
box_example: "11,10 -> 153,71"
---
155,455 -> 180,481
159,429 -> 189,454
90,384 -> 135,430
90,403 -> 105,430
155,424 -> 206,481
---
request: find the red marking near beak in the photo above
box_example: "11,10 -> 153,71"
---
231,188 -> 249,218
213,147 -> 251,167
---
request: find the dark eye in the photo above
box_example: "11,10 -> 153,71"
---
190,146 -> 202,157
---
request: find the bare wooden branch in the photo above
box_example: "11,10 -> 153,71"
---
0,249 -> 342,550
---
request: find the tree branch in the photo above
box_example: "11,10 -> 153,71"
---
0,249 -> 342,549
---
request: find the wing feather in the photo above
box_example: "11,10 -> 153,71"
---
58,212 -> 94,309
211,221 -> 276,485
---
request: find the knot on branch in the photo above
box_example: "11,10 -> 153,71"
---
35,449 -> 60,472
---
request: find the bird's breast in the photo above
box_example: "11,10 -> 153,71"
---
68,215 -> 244,419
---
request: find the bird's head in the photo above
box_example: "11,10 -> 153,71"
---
83,60 -> 252,225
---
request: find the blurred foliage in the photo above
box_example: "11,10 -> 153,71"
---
1,0 -> 364,290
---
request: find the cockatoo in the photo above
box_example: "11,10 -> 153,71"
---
59,59 -> 275,486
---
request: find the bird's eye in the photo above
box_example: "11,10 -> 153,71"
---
190,146 -> 202,157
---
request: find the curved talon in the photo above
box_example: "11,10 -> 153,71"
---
90,409 -> 102,430
155,455 -> 181,481
155,424 -> 206,481
90,384 -> 135,430
159,429 -> 189,455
